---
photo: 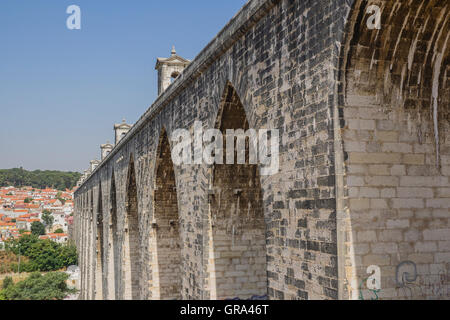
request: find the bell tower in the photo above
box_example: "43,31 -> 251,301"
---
155,46 -> 190,95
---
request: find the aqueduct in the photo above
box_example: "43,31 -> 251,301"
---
74,0 -> 450,300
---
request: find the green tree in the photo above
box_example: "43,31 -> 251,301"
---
24,198 -> 33,204
58,244 -> 78,268
0,272 -> 76,300
26,240 -> 61,271
5,234 -> 39,256
31,222 -> 46,236
5,235 -> 77,272
41,210 -> 54,229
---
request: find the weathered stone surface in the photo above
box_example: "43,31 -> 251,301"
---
74,0 -> 450,300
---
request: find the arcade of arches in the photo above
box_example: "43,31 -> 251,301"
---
74,0 -> 450,300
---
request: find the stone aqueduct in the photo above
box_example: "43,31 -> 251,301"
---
74,0 -> 450,300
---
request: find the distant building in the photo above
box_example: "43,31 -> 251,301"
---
39,233 -> 68,244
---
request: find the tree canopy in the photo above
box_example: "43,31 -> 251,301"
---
31,221 -> 46,236
5,235 -> 78,272
0,168 -> 81,190
0,272 -> 76,300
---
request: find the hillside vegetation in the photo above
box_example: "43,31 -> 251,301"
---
0,168 -> 81,190
0,251 -> 30,274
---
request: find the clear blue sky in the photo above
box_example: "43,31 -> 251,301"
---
0,0 -> 247,172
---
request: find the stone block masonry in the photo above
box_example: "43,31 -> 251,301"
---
74,0 -> 450,300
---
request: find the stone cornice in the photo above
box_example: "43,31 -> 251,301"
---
155,55 -> 191,69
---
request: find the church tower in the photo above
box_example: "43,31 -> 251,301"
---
155,46 -> 190,95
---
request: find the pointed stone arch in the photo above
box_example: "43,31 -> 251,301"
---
109,169 -> 120,299
340,0 -> 450,164
80,192 -> 86,299
150,128 -> 183,300
208,82 -> 267,300
88,189 -> 94,300
336,0 -> 450,299
123,154 -> 141,300
95,181 -> 105,300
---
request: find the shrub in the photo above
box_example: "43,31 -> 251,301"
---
1,277 -> 13,289
0,272 -> 76,300
0,251 -> 30,274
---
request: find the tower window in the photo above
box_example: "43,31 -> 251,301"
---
170,71 -> 180,83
